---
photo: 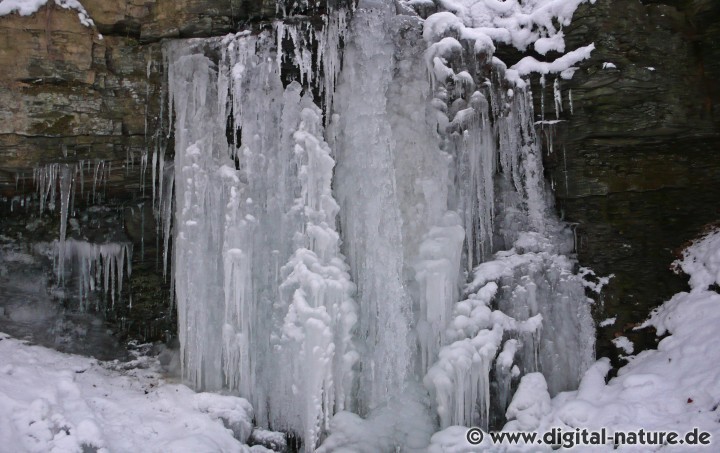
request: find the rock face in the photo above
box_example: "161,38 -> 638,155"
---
538,0 -> 720,361
0,4 -> 162,199
0,0 -> 718,360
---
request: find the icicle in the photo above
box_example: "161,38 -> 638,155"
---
539,74 -> 546,122
329,4 -> 414,411
164,2 -> 598,448
424,326 -> 504,430
105,161 -> 112,198
160,162 -> 174,278
92,161 -> 101,203
140,202 -> 145,259
271,95 -> 359,451
52,239 -> 132,311
57,165 -> 74,283
553,77 -> 562,119
34,163 -> 59,214
563,145 -> 570,196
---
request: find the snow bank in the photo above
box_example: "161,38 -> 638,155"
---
0,333 -> 254,452
317,385 -> 436,453
519,289 -> 720,451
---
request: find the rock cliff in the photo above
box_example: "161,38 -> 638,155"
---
540,0 -> 720,361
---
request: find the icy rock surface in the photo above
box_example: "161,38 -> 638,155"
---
165,0 -> 597,449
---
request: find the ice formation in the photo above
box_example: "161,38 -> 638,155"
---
30,162 -> 133,311
164,0 -> 598,448
50,239 -> 133,311
503,230 -> 720,450
166,12 -> 359,448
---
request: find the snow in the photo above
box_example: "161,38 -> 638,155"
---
602,61 -> 617,69
505,372 -> 552,432
525,289 -> 720,451
672,227 -> 720,291
0,0 -> 95,27
317,384 -> 436,453
511,44 -> 596,76
0,0 -> 44,16
578,266 -> 614,293
0,333 -> 257,452
611,336 -> 634,355
418,0 -> 597,84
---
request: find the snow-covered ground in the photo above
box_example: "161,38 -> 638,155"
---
0,334 -> 280,452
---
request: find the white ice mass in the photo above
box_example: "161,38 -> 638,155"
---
163,0 -> 596,449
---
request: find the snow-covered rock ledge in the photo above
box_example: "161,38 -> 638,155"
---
0,0 -> 95,28
412,0 -> 597,87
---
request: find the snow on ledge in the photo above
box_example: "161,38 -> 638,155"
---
0,0 -> 95,28
418,0 -> 597,85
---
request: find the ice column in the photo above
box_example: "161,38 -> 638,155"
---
167,18 -> 358,443
330,3 -> 414,411
271,92 -> 359,451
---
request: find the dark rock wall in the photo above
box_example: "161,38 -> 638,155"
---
0,2 -> 175,343
540,0 -> 720,361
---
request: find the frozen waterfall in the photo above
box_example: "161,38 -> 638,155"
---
165,0 -> 597,449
